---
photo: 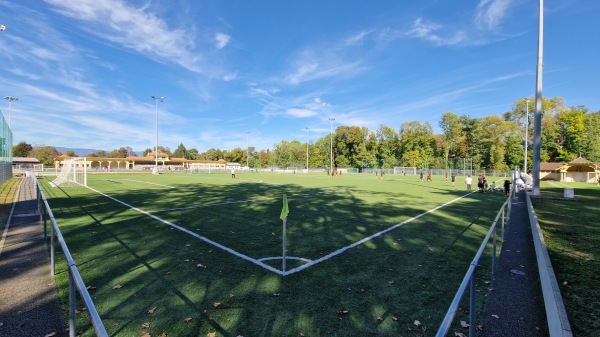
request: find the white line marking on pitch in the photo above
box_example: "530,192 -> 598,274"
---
120,179 -> 176,189
87,185 -> 472,276
85,186 -> 286,275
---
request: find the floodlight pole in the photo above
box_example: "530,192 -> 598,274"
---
246,130 -> 251,169
151,95 -> 164,175
305,127 -> 310,171
532,0 -> 544,195
4,96 -> 18,129
524,99 -> 529,173
329,117 -> 335,176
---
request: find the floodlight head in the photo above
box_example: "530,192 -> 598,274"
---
4,96 -> 18,101
0,25 -> 6,31
150,95 -> 165,102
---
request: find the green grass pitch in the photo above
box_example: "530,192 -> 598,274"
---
40,171 -> 510,336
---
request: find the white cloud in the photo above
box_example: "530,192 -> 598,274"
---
405,18 -> 467,46
475,0 -> 515,30
45,0 -> 204,73
286,108 -> 318,118
215,32 -> 231,49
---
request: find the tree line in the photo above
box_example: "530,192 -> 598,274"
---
13,96 -> 600,170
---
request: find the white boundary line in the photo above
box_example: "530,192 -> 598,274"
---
119,179 -> 175,189
86,184 -> 474,276
0,179 -> 23,258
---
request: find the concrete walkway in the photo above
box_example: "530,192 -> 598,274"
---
0,177 -> 67,337
478,189 -> 548,336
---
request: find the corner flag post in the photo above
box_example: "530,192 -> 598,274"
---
280,194 -> 289,271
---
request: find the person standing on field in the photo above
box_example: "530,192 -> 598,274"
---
465,175 -> 473,191
231,168 -> 235,179
451,173 -> 456,187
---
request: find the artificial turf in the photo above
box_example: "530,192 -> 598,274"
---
40,171 -> 510,336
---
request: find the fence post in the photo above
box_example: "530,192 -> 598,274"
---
469,266 -> 477,337
69,269 -> 77,337
50,224 -> 55,276
492,226 -> 497,276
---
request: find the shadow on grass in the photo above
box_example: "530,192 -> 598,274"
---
40,174 -> 507,337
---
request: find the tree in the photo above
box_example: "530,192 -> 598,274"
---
582,110 -> 600,161
29,146 -> 60,166
173,143 -> 187,159
13,141 -> 33,157
554,106 -> 587,161
335,126 -> 365,168
65,150 -> 77,157
108,147 -> 128,158
439,112 -> 463,168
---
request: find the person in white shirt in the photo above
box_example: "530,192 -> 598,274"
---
465,175 -> 472,191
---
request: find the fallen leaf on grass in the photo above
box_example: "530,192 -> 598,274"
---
460,320 -> 469,328
414,320 -> 421,326
112,284 -> 123,290
184,317 -> 192,323
141,333 -> 151,337
44,332 -> 57,337
86,286 -> 97,290
147,307 -> 158,314
207,332 -> 217,337
197,264 -> 206,269
142,322 -> 150,329
392,316 -> 398,321
586,257 -> 595,262
112,323 -> 120,327
454,332 -> 467,337
213,302 -> 221,308
562,281 -> 569,285
491,314 -> 499,319
336,310 -> 349,315
376,316 -> 383,322
159,333 -> 167,337
476,324 -> 483,331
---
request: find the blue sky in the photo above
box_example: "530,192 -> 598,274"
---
1,0 -> 599,154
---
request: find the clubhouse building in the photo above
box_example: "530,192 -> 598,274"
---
54,152 -> 241,172
539,156 -> 600,183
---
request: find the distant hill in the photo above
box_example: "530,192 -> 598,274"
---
55,147 -> 102,157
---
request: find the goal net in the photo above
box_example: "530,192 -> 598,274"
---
51,157 -> 87,187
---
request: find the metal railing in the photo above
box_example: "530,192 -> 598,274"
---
36,179 -> 109,337
435,188 -> 512,337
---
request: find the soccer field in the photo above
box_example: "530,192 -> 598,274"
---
41,171 -> 509,336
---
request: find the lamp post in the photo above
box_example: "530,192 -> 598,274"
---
329,117 -> 335,176
150,95 -> 164,175
246,130 -> 251,169
4,96 -> 18,128
305,127 -> 310,171
524,99 -> 529,173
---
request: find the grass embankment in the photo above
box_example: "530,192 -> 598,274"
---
533,183 -> 600,336
0,178 -> 20,225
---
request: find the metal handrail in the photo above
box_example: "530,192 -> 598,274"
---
36,179 -> 109,337
435,192 -> 511,337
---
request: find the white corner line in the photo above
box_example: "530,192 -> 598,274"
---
87,184 -> 473,276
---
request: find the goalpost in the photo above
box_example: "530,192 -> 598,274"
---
51,157 -> 87,187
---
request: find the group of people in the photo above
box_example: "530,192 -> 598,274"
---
464,174 -> 511,196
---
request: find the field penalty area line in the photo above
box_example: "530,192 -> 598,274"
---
85,186 -> 286,276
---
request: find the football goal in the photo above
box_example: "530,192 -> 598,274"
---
51,157 -> 87,187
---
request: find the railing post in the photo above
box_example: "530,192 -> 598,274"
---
69,269 -> 77,337
469,266 -> 477,337
501,207 -> 505,243
50,223 -> 55,276
492,226 -> 497,276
